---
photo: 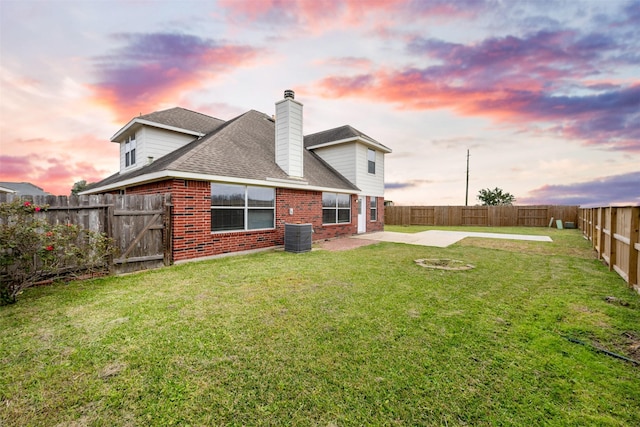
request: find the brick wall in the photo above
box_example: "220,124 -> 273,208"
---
276,189 -> 357,241
368,196 -> 385,233
124,180 -> 373,261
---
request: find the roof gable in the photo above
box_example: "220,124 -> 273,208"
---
305,125 -> 392,153
111,107 -> 225,141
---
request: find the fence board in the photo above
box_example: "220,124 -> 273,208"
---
579,206 -> 640,293
386,205 -> 578,228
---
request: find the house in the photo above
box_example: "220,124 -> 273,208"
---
83,90 -> 391,261
0,182 -> 50,196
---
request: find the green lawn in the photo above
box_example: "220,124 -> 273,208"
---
1,227 -> 639,426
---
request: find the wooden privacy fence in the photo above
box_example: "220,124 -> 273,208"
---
386,205 -> 578,227
579,206 -> 640,292
0,194 -> 172,274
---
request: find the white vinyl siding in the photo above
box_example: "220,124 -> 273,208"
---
275,98 -> 304,177
120,127 -> 197,173
315,142 -> 384,197
355,144 -> 385,196
139,127 -> 197,164
313,142 -> 357,185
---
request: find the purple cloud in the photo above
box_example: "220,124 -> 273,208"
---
520,171 -> 640,207
91,32 -> 260,120
318,22 -> 640,152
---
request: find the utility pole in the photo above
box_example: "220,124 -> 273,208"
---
465,149 -> 470,206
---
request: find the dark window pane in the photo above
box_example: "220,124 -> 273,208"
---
323,209 -> 336,224
211,183 -> 245,206
337,194 -> 350,208
248,209 -> 274,229
322,192 -> 336,208
130,148 -> 136,165
125,152 -> 130,167
211,209 -> 244,231
248,186 -> 274,207
337,208 -> 350,223
368,149 -> 376,174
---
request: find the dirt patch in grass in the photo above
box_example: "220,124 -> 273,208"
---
623,332 -> 640,360
314,237 -> 379,251
415,258 -> 475,270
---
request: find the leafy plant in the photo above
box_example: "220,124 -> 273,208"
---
477,187 -> 516,205
70,180 -> 91,196
0,198 -> 115,304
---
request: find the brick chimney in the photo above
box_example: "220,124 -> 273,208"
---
275,90 -> 303,178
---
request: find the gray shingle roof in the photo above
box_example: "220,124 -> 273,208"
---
111,107 -> 225,141
88,110 -> 358,192
0,182 -> 50,196
138,107 -> 225,134
305,125 -> 390,153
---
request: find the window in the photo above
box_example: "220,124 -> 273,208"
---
367,148 -> 376,174
211,183 -> 275,232
125,135 -> 136,167
370,197 -> 377,221
322,192 -> 351,224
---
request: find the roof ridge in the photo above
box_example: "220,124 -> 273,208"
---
305,124 -> 352,138
139,106 -> 223,122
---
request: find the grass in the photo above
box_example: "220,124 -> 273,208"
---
1,227 -> 639,426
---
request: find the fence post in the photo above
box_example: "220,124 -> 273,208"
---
608,208 -> 617,272
629,207 -> 639,288
163,194 -> 173,266
106,199 -> 115,273
596,208 -> 603,259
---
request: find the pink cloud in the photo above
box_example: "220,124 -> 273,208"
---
0,134 -> 118,195
312,27 -> 640,152
0,154 -> 112,196
219,0 -> 483,32
89,32 -> 262,121
318,56 -> 375,70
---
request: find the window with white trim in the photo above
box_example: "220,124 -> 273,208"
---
322,193 -> 351,224
125,135 -> 136,167
367,148 -> 376,174
211,183 -> 275,232
370,197 -> 377,221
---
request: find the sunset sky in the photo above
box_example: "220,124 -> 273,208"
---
1,0 -> 638,206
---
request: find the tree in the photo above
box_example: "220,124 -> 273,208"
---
477,187 -> 515,206
71,180 -> 90,196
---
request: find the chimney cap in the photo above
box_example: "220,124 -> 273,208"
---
284,89 -> 295,99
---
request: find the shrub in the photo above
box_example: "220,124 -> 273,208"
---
0,199 -> 115,304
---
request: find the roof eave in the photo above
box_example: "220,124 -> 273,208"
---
307,136 -> 392,153
80,170 -> 359,195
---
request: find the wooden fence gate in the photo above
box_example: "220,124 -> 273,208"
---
0,193 -> 172,274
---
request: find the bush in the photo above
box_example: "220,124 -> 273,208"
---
0,199 -> 115,304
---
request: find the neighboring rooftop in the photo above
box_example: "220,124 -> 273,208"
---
0,182 -> 51,196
